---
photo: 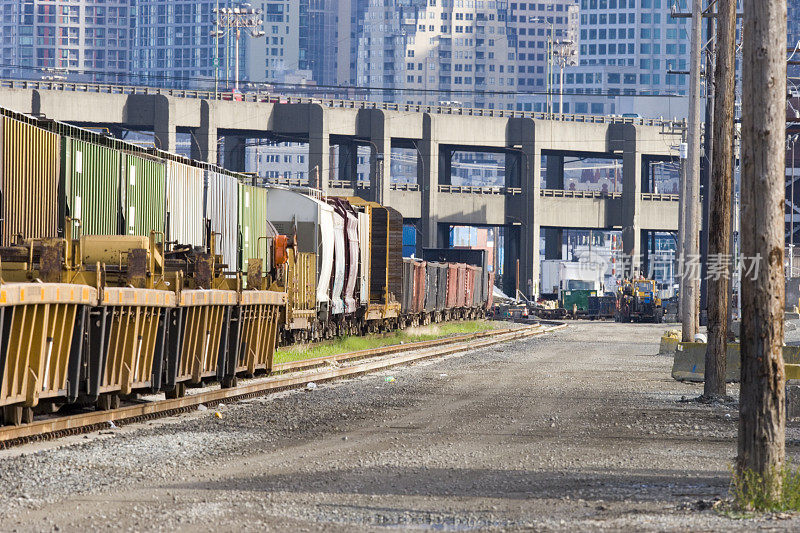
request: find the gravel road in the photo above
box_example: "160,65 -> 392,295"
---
2,321 -> 800,531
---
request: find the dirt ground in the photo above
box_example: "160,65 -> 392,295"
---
2,321 -> 800,531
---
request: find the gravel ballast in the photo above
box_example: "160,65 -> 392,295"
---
2,321 -> 800,531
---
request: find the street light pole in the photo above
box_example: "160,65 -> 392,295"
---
214,0 -> 219,97
552,39 -> 576,116
212,4 -> 265,93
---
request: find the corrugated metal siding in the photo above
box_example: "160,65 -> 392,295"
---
424,262 -> 438,312
206,170 -> 239,272
238,183 -> 270,273
1,117 -> 60,245
62,136 -> 120,238
121,153 -> 165,236
401,258 -> 414,313
165,160 -> 204,247
387,207 -> 404,303
369,207 -> 388,303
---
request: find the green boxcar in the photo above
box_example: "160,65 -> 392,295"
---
61,137 -> 121,238
238,183 -> 270,277
121,153 -> 166,237
560,289 -> 597,314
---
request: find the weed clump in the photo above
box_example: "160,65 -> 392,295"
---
729,464 -> 800,513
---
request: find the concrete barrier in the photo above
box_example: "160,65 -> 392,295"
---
672,343 -> 800,382
659,336 -> 679,355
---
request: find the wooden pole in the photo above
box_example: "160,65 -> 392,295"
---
738,0 -> 787,497
682,0 -> 703,342
704,0 -> 737,399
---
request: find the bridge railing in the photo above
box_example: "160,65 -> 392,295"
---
438,184 -> 522,195
389,183 -> 420,191
641,192 -> 680,202
0,78 -> 685,129
540,189 -> 622,199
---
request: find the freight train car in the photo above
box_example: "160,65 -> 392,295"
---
0,106 -> 496,426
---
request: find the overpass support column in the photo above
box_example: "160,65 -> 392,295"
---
153,95 -> 177,153
419,113 -> 439,249
190,100 -> 218,164
308,105 -> 330,191
619,124 -> 642,277
368,111 -> 391,205
545,154 -> 564,189
223,135 -> 247,172
506,118 -> 540,298
544,228 -> 563,259
337,142 -> 359,184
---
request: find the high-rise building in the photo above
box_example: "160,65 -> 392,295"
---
337,0 -> 369,86
132,1 -> 228,89
0,0 -> 132,82
789,0 -> 800,80
509,1 -> 580,112
562,0 -> 691,118
356,0 -> 516,110
246,1 -> 303,83
298,0 -> 338,86
790,0 -> 800,49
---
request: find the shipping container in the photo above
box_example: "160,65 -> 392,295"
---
403,224 -> 417,247
238,183 -> 271,278
165,159 -> 204,247
61,136 -> 121,238
1,116 -> 60,245
121,153 -> 166,237
205,169 -> 239,272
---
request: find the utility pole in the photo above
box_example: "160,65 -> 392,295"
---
681,0 -> 703,342
738,0 -> 787,499
704,0 -> 737,399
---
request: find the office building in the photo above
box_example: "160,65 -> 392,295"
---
0,0 -> 132,82
562,0 -> 691,117
357,0 -> 517,110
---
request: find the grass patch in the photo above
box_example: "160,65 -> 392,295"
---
727,463 -> 800,514
273,320 -> 499,365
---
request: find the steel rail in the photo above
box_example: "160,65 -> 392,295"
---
273,323 -> 543,373
0,322 -> 564,449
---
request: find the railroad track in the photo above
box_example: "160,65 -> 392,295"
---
0,321 -> 565,449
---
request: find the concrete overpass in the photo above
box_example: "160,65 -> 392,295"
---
0,80 -> 684,296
